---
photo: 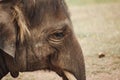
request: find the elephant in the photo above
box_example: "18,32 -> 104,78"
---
0,0 -> 86,80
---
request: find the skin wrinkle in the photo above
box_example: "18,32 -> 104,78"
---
0,0 -> 86,80
40,19 -> 72,36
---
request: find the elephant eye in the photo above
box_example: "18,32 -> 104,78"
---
49,31 -> 65,41
53,32 -> 65,39
48,26 -> 68,41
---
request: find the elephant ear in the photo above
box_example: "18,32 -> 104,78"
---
0,41 -> 16,58
0,25 -> 16,58
0,4 -> 30,58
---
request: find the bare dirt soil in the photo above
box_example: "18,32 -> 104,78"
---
2,3 -> 120,80
71,3 -> 120,80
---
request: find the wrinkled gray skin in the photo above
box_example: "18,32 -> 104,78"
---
0,0 -> 86,80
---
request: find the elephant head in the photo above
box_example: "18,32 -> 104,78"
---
0,0 -> 86,80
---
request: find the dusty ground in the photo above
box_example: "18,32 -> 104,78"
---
2,3 -> 120,80
71,3 -> 120,80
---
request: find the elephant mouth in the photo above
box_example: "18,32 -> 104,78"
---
26,61 -> 49,71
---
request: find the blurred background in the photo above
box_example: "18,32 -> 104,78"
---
3,0 -> 120,80
66,0 -> 120,80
